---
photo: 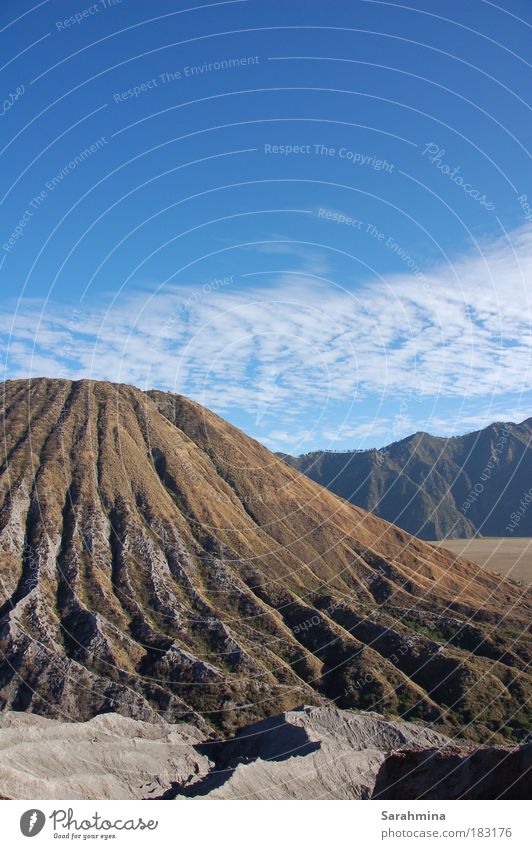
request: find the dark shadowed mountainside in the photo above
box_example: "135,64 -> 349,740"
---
0,379 -> 531,744
281,421 -> 532,540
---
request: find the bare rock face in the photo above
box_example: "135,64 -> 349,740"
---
373,743 -> 532,800
188,707 -> 532,801
165,706 -> 451,800
0,710 -> 211,800
2,706 -> 529,801
0,379 -> 531,742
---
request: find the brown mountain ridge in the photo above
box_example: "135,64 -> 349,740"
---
0,378 -> 530,742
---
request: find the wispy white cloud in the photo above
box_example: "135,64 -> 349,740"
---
250,241 -> 332,275
1,225 -> 531,444
322,421 -> 392,442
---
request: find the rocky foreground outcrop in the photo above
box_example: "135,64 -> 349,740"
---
373,742 -> 532,800
1,379 -> 531,743
0,710 -> 209,800
1,706 -> 529,800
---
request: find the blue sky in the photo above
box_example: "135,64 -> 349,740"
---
1,0 -> 531,453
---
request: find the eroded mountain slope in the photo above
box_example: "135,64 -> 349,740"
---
0,379 -> 530,741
